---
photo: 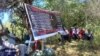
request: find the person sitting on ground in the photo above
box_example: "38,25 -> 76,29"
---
58,27 -> 69,43
3,28 -> 16,45
84,29 -> 94,41
72,27 -> 80,40
65,28 -> 71,42
24,33 -> 30,46
8,33 -> 16,45
2,27 -> 10,36
69,27 -> 73,40
16,39 -> 28,56
0,35 -> 19,56
79,28 -> 85,40
32,40 -> 42,51
0,28 -> 19,56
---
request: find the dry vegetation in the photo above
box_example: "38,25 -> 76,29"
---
46,35 -> 100,56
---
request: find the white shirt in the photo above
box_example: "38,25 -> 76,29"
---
65,30 -> 69,34
1,36 -> 16,48
3,41 -> 15,49
1,36 -> 8,41
72,28 -> 79,34
58,30 -> 67,35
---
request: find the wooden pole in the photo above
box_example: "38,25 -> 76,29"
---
42,39 -> 45,51
24,3 -> 35,54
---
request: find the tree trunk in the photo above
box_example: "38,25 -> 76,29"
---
24,0 -> 33,4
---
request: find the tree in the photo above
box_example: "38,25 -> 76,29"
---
85,0 -> 100,26
0,0 -> 34,39
44,0 -> 86,28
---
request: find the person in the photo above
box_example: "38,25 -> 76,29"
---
32,40 -> 42,51
84,29 -> 94,41
79,28 -> 85,40
4,28 -> 10,35
8,33 -> 16,45
58,27 -> 69,43
69,27 -> 73,39
65,29 -> 71,42
3,28 -> 16,45
1,36 -> 18,56
0,28 -> 18,56
16,39 -> 28,56
68,27 -> 74,42
72,27 -> 79,40
23,33 -> 30,46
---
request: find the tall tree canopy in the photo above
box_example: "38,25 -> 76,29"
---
42,0 -> 86,27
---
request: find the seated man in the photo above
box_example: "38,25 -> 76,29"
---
16,39 -> 28,56
58,27 -> 69,43
0,36 -> 18,56
84,29 -> 94,41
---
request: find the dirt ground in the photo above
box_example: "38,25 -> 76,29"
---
46,41 -> 100,56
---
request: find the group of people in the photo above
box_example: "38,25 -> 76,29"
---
0,27 -> 94,56
59,27 -> 94,42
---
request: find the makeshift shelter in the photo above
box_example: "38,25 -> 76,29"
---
24,4 -> 61,40
23,4 -> 62,53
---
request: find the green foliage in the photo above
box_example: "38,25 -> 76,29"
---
46,34 -> 60,44
43,0 -> 100,48
8,10 -> 27,39
32,0 -> 100,55
43,0 -> 86,28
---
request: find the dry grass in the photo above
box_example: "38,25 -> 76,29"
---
46,40 -> 100,56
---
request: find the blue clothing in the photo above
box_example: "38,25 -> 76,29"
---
0,48 -> 16,56
16,44 -> 27,56
8,37 -> 16,45
24,34 -> 30,46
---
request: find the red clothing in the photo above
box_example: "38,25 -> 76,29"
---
69,29 -> 73,37
32,40 -> 41,51
79,29 -> 85,39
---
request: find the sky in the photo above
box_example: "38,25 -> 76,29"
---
0,9 -> 12,25
32,0 -> 86,7
80,0 -> 86,2
32,0 -> 46,7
